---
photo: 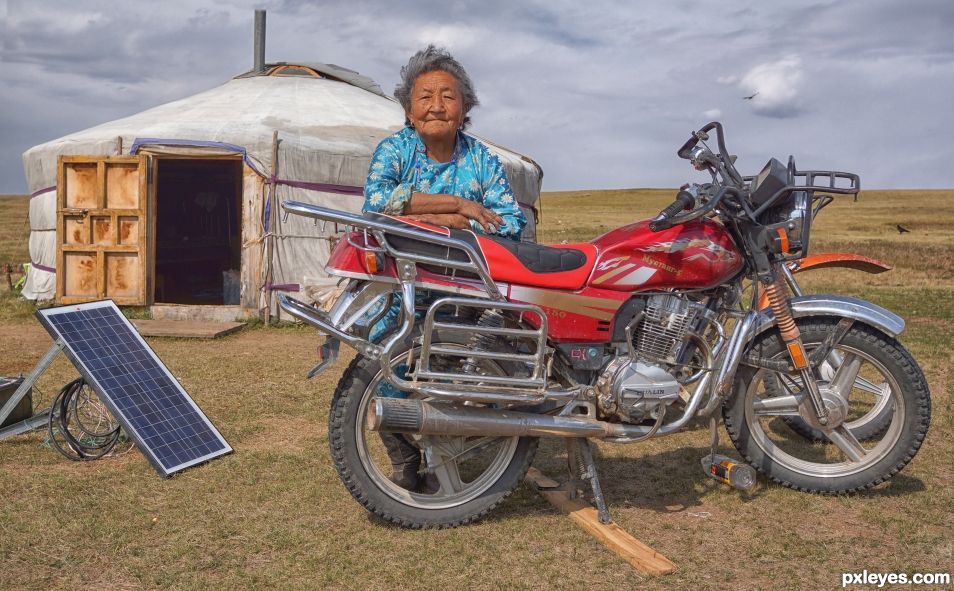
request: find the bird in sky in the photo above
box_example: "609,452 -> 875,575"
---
896,224 -> 911,234
743,91 -> 759,100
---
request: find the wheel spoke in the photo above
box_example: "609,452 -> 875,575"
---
852,376 -> 890,399
753,395 -> 801,416
425,449 -> 464,494
825,425 -> 868,462
830,353 -> 864,399
420,437 -> 468,494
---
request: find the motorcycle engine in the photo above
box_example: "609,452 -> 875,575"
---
595,357 -> 682,423
596,294 -> 704,423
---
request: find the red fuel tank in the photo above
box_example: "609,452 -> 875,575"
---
588,219 -> 743,291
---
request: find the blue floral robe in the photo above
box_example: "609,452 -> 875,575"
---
363,126 -> 526,238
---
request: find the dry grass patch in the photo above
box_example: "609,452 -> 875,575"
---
0,195 -> 30,266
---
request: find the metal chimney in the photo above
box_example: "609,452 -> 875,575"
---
254,10 -> 266,73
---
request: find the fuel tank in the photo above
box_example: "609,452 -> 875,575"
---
588,219 -> 743,291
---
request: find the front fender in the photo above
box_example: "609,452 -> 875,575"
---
790,253 -> 892,275
757,253 -> 893,310
753,294 -> 905,338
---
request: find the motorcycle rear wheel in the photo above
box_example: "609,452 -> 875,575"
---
724,318 -> 930,493
328,326 -> 538,528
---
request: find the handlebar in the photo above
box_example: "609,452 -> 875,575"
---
676,121 -> 717,159
677,122 -> 745,186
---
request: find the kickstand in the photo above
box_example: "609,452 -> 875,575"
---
563,438 -> 612,524
708,415 -> 720,456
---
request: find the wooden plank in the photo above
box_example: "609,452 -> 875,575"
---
525,468 -> 676,576
130,319 -> 245,339
55,158 -> 66,303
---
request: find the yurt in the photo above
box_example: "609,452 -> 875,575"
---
20,62 -> 542,318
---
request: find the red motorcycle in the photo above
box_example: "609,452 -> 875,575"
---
280,122 -> 930,528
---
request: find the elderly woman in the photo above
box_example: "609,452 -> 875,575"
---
362,46 -> 525,492
363,45 -> 526,238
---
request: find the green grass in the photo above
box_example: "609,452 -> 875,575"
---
1,189 -> 952,590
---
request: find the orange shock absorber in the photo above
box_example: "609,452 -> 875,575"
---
763,277 -> 808,369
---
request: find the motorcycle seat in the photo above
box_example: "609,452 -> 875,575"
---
365,212 -> 597,290
475,235 -> 596,290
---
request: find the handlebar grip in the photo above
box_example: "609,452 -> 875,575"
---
649,190 -> 695,232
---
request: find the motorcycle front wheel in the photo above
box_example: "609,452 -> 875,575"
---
328,326 -> 538,528
724,317 -> 931,493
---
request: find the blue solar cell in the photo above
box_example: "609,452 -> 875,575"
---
37,300 -> 231,476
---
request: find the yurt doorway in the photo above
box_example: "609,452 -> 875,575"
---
154,158 -> 242,305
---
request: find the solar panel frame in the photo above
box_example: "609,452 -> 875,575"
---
36,300 -> 232,477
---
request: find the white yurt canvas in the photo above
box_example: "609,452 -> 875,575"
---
20,63 -> 542,317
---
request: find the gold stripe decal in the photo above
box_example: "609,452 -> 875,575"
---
509,285 -> 624,321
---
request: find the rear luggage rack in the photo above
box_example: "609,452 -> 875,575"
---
281,201 -> 503,299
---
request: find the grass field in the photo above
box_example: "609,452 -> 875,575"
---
1,190 -> 952,590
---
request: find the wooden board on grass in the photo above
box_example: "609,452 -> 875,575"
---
525,467 -> 676,576
131,319 -> 244,339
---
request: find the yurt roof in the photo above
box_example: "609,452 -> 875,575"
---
23,62 -> 542,186
234,61 -> 387,97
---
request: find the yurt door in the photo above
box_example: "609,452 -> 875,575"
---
55,156 -> 150,305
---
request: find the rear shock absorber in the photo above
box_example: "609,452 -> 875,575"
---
763,273 -> 830,424
461,309 -> 506,375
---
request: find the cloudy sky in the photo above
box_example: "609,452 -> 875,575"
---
2,0 -> 952,194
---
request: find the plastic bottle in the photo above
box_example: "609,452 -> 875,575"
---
701,453 -> 757,490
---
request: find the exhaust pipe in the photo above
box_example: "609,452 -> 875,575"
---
368,398 -> 632,439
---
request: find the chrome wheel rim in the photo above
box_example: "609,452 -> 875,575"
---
745,343 -> 905,478
355,345 -> 520,509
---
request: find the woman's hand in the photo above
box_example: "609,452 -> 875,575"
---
456,199 -> 504,233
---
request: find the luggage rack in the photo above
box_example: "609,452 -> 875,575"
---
280,201 -> 580,405
281,201 -> 503,300
747,157 -> 861,219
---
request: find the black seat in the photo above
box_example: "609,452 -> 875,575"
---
482,236 -> 587,273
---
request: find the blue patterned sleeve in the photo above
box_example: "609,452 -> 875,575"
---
363,137 -> 414,214
475,151 -> 526,240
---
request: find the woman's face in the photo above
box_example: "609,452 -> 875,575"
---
407,70 -> 464,143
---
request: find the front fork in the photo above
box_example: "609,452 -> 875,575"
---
760,265 -> 831,424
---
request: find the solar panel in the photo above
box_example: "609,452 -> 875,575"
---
36,300 -> 231,476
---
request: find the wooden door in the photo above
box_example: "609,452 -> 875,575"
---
56,156 -> 150,305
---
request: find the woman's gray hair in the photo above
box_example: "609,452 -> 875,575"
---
394,45 -> 480,130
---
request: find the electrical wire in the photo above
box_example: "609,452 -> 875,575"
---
47,378 -> 122,461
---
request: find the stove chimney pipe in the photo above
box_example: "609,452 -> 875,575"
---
254,10 -> 266,73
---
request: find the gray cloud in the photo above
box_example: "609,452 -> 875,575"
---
2,0 -> 953,194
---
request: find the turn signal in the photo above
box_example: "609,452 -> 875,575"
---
363,251 -> 382,274
776,228 -> 790,253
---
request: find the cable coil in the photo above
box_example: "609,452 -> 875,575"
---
47,378 -> 122,461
